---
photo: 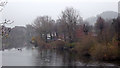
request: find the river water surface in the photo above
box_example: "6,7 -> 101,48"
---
2,47 -> 118,66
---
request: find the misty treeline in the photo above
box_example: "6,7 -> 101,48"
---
32,7 -> 119,44
33,8 -> 87,43
30,7 -> 120,61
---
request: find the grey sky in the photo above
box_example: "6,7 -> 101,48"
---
1,0 -> 119,27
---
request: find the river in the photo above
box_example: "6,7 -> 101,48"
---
2,47 -> 118,66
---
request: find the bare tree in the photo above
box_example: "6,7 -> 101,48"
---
58,7 -> 82,42
112,17 -> 120,46
95,17 -> 105,34
0,1 -> 13,37
0,19 -> 14,37
83,22 -> 90,35
33,16 -> 54,43
0,0 -> 8,12
95,17 -> 105,42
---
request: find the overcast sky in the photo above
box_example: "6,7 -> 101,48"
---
1,0 -> 119,27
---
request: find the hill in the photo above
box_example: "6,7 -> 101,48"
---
85,11 -> 118,25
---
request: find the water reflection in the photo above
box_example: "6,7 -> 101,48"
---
2,47 -> 117,66
33,48 -> 76,66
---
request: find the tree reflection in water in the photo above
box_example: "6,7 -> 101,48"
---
33,48 -> 78,66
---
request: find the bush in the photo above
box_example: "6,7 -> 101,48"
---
74,35 -> 96,56
66,43 -> 76,48
35,36 -> 47,48
90,42 -> 119,60
50,40 -> 66,49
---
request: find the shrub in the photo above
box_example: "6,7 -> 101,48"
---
90,43 -> 107,60
66,43 -> 76,48
90,42 -> 119,60
35,36 -> 47,48
74,35 -> 96,56
50,40 -> 66,49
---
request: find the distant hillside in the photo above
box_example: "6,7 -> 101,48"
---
85,11 -> 118,25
